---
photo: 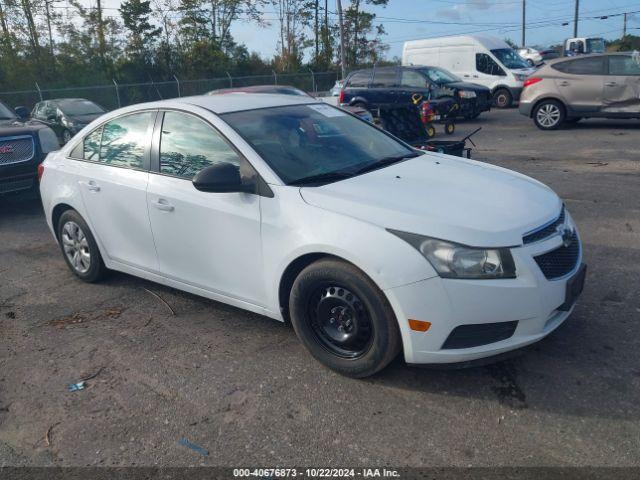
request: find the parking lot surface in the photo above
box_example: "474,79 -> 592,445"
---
1,109 -> 639,467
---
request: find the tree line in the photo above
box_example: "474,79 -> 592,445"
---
0,0 -> 391,92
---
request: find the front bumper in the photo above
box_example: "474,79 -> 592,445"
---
385,231 -> 584,364
0,159 -> 42,194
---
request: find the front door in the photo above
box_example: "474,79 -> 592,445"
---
146,110 -> 264,306
603,54 -> 640,114
74,111 -> 158,271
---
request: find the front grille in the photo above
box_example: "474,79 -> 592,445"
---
534,232 -> 580,279
523,207 -> 565,244
442,321 -> 518,349
0,135 -> 35,165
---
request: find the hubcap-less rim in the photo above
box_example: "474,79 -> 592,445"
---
536,104 -> 561,128
496,93 -> 508,107
307,285 -> 373,358
61,221 -> 91,274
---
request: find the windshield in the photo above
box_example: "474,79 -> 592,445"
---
418,67 -> 461,84
0,101 -> 16,120
490,48 -> 530,69
586,38 -> 605,54
57,99 -> 104,116
222,104 -> 416,186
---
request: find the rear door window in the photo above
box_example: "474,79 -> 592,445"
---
98,112 -> 154,169
554,57 -> 605,75
476,53 -> 505,76
347,71 -> 371,88
608,55 -> 640,75
371,69 -> 398,88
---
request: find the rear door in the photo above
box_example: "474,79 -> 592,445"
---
553,56 -> 606,113
369,67 -> 400,105
72,110 -> 158,271
603,54 -> 640,114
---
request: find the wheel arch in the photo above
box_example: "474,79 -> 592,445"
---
530,96 -> 567,118
51,203 -> 75,241
278,251 -> 393,325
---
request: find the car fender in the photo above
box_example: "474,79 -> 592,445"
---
261,186 -> 438,320
348,96 -> 369,107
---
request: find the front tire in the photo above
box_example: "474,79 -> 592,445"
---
493,88 -> 513,108
533,100 -> 565,130
289,258 -> 401,378
57,210 -> 107,282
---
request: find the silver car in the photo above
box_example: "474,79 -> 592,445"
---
519,53 -> 640,130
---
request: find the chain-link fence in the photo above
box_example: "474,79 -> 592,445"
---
0,71 -> 341,111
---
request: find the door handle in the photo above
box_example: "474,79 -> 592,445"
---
463,74 -> 470,78
559,81 -> 570,86
605,82 -> 617,87
472,75 -> 479,78
81,180 -> 100,192
152,198 -> 175,212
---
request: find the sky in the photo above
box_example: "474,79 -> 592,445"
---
93,0 -> 639,60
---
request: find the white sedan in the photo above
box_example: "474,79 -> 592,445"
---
39,93 -> 586,377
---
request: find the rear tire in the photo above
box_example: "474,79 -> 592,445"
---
532,100 -> 565,130
493,88 -> 513,108
57,210 -> 107,283
289,258 -> 401,378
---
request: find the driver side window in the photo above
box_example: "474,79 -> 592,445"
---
476,53 -> 505,76
159,111 -> 241,180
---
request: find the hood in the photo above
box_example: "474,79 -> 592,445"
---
67,112 -> 104,124
299,154 -> 561,248
511,67 -> 537,76
441,81 -> 490,93
0,118 -> 49,136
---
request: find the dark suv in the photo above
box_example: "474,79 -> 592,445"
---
339,66 -> 492,119
0,101 -> 60,195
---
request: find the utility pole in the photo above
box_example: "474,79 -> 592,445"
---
623,12 -> 627,37
521,0 -> 526,46
336,0 -> 346,79
573,0 -> 579,37
45,0 -> 54,57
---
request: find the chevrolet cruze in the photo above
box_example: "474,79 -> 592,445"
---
39,94 -> 586,377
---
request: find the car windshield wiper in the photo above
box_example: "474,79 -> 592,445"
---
289,170 -> 355,186
351,152 -> 421,176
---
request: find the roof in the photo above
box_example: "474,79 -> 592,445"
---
164,93 -> 319,114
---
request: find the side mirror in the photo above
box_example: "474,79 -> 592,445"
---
192,163 -> 255,194
14,106 -> 29,119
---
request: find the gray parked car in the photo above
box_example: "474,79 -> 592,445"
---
519,53 -> 640,130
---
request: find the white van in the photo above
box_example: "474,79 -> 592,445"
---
402,34 -> 535,108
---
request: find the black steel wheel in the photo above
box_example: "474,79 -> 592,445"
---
307,284 -> 373,359
289,258 -> 401,378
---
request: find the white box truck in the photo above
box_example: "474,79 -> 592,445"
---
402,34 -> 536,108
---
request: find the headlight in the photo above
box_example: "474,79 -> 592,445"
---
38,128 -> 60,153
458,90 -> 477,99
389,230 -> 516,279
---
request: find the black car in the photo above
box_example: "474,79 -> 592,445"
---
0,101 -> 60,195
339,65 -> 492,120
32,98 -> 106,144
